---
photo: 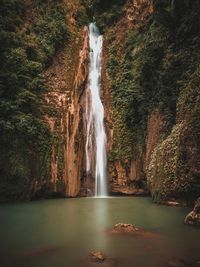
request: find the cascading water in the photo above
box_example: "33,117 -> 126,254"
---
85,23 -> 107,197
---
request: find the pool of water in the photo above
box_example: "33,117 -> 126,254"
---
0,197 -> 199,267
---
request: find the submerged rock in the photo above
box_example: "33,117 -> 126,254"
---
111,223 -> 140,234
160,200 -> 183,207
108,223 -> 161,239
185,198 -> 200,226
89,251 -> 105,262
88,251 -> 117,267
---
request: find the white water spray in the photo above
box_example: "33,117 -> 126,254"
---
85,23 -> 107,197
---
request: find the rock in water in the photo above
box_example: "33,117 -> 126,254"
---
108,223 -> 162,239
112,223 -> 140,234
185,198 -> 200,226
87,251 -> 117,267
89,251 -> 105,262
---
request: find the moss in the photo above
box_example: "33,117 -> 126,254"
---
104,0 -> 200,202
177,69 -> 200,131
27,0 -> 69,66
93,0 -> 126,32
147,123 -> 186,201
108,108 -> 133,162
56,179 -> 66,193
52,133 -> 65,179
0,0 -> 69,200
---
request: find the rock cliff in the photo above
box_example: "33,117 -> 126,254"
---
101,0 -> 153,195
98,0 -> 200,202
0,0 -> 199,203
44,2 -> 90,197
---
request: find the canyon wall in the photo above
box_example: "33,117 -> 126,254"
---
1,0 -> 199,202
101,0 -> 154,195
43,0 -> 200,202
99,0 -> 200,202
0,0 -> 92,200
44,2 -> 90,198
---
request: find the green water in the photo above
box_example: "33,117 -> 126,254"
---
0,197 -> 199,267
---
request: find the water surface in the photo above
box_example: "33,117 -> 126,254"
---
0,197 -> 199,267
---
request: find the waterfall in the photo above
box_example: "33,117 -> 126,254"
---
85,23 -> 107,197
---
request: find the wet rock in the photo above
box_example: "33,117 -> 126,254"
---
88,251 -> 117,267
111,223 -> 141,234
108,223 -> 161,240
89,251 -> 105,262
185,198 -> 200,226
160,200 -> 183,207
111,186 -> 149,196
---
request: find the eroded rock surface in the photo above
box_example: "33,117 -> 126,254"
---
44,6 -> 89,197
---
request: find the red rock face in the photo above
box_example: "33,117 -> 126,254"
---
44,21 -> 90,197
42,0 -> 156,198
64,26 -> 89,197
43,0 -> 199,199
126,0 -> 153,28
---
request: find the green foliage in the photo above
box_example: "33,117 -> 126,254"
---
32,4 -> 69,65
93,0 -> 126,31
147,123 -> 192,202
53,133 -> 65,180
0,0 -> 68,200
107,1 -> 200,164
108,109 -> 133,161
177,69 -> 200,131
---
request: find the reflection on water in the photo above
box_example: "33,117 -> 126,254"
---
94,198 -> 109,251
0,197 -> 199,267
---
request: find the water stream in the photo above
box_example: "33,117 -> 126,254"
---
85,23 -> 107,197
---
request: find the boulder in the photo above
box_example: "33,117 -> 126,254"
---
184,198 -> 200,226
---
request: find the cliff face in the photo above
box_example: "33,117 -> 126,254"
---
1,0 -> 199,202
42,0 -> 200,202
21,0 -> 200,201
101,0 -> 153,195
146,0 -> 200,203
147,71 -> 200,203
0,0 -> 91,200
99,0 -> 200,201
0,0 -> 69,201
44,3 -> 90,198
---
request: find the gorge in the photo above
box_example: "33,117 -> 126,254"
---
0,0 -> 199,204
0,0 -> 200,266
